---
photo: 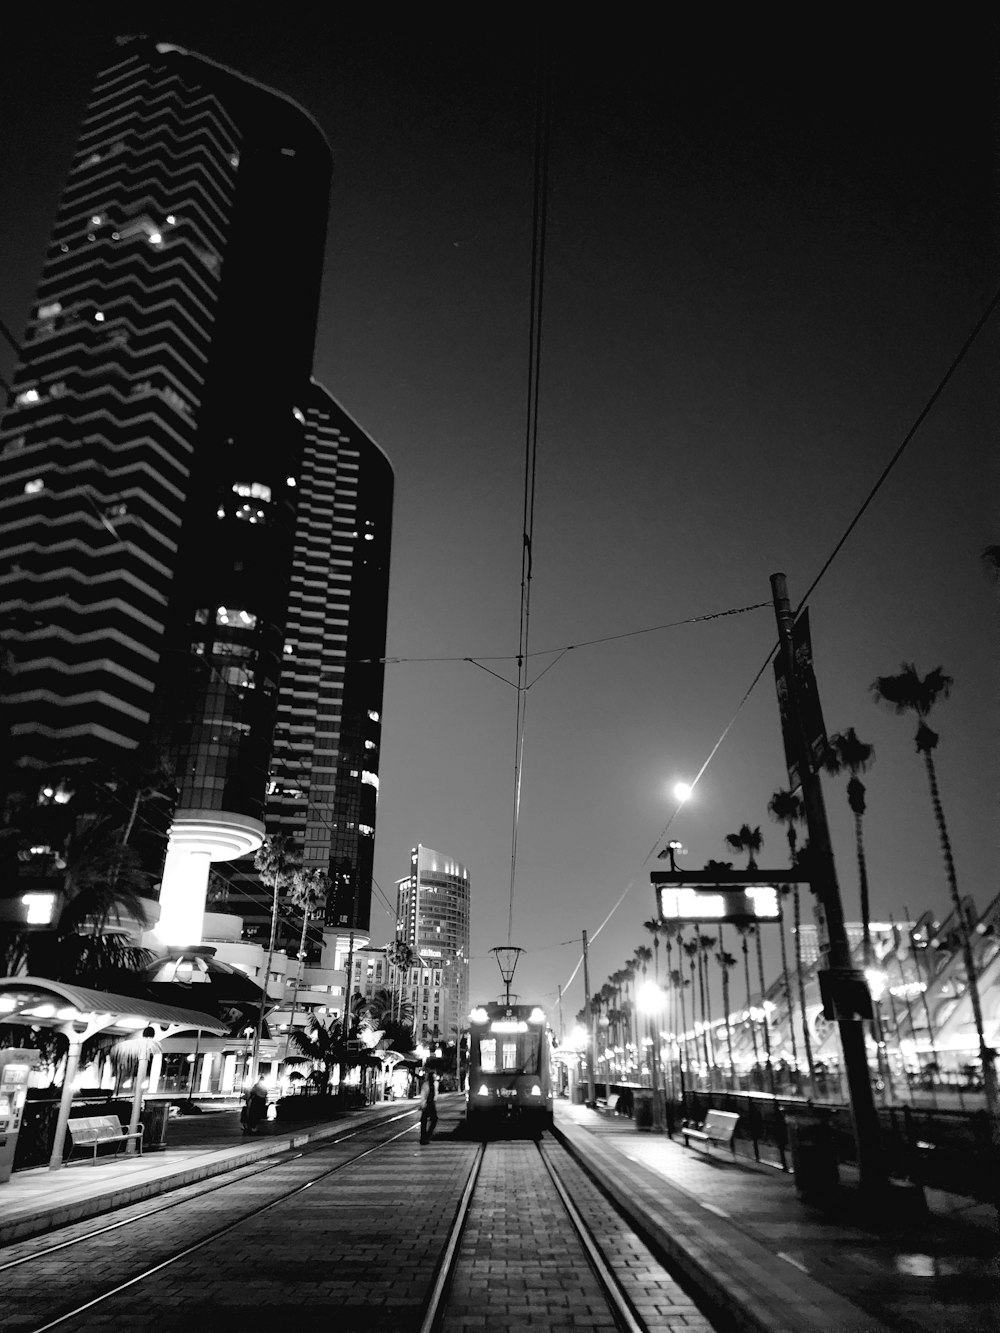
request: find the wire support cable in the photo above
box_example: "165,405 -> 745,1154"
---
507,43 -> 552,945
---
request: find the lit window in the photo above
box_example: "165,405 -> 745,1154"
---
229,152 -> 240,168
148,231 -> 163,246
194,608 -> 211,625
94,311 -> 105,322
24,478 -> 44,494
232,481 -> 271,502
286,475 -> 297,487
283,642 -> 295,655
15,389 -> 40,405
166,214 -> 176,224
359,824 -> 375,837
361,771 -> 379,790
364,740 -> 375,750
217,506 -> 226,519
281,147 -> 296,157
38,302 -> 62,320
292,407 -> 305,425
367,710 -> 380,722
363,533 -> 374,541
215,606 -> 257,629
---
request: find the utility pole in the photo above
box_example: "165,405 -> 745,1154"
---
771,573 -> 886,1194
582,929 -> 596,1107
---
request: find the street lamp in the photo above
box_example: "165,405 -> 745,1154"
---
637,979 -> 666,1133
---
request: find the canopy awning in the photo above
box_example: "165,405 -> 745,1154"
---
0,976 -> 228,1040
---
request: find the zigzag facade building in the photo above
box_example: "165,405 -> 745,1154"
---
0,39 -> 392,989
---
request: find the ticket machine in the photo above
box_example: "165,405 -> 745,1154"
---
0,1049 -> 41,1184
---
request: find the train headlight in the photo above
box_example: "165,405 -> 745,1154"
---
531,1084 -> 542,1097
477,1084 -> 489,1097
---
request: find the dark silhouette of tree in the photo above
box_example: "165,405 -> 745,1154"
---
823,728 -> 876,967
766,788 -> 804,1077
872,663 -> 1000,1127
724,824 -> 762,870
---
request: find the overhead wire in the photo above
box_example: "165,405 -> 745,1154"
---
560,282 -> 1000,1006
507,42 -> 553,945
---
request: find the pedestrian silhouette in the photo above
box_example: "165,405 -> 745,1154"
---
419,1069 -> 438,1144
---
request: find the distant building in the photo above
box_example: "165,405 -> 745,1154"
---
395,845 -> 470,1041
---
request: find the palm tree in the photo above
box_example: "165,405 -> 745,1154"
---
872,663 -> 1000,1120
386,939 -> 417,1024
733,922 -> 759,1072
682,938 -> 700,1083
766,788 -> 804,1077
823,728 -> 876,967
724,824 -> 762,870
252,833 -> 302,1078
717,950 -> 738,1086
289,1015 -> 346,1090
285,868 -> 329,1049
698,933 -> 717,1078
669,968 -> 690,1086
634,943 -> 653,979
643,919 -> 662,980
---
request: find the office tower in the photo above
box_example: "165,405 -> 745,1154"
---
248,382 -> 393,957
0,37 -> 332,941
395,845 -> 471,1041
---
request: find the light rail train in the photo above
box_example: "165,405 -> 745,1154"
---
465,1000 -> 553,1137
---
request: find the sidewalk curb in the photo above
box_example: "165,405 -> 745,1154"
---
0,1103 -> 416,1247
551,1109 -> 893,1333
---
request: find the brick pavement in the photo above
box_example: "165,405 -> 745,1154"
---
553,1100 -> 1000,1333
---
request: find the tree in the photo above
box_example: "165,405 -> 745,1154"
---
717,950 -> 738,1086
252,834 -> 302,1078
288,1015 -> 346,1089
766,789 -> 804,1077
284,868 -> 329,1048
872,663 -> 1000,1128
823,728 -> 876,967
643,919 -> 662,980
682,938 -> 700,1081
386,939 -> 417,1024
698,933 -> 717,1079
724,824 -> 762,869
733,922 -> 759,1072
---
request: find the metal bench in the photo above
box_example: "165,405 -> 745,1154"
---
602,1094 -> 621,1115
68,1114 -> 143,1164
680,1109 -> 739,1155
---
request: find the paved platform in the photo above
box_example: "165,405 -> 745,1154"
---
1,1096 -> 997,1332
0,1097 -> 417,1246
552,1100 -> 1000,1333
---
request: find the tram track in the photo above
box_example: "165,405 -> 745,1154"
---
4,1108 -> 716,1333
0,1106 -> 422,1277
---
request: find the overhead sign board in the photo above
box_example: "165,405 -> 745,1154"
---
655,884 -> 780,924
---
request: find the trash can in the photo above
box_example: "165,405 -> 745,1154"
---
783,1105 -> 838,1200
140,1100 -> 170,1152
634,1092 -> 654,1131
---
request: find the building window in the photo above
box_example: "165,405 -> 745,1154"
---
233,481 -> 272,502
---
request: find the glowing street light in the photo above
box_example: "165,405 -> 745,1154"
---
637,980 -> 666,1132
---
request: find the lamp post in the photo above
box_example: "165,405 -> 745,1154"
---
638,979 -> 666,1133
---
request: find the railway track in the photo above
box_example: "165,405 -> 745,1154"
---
1,1103 -> 716,1333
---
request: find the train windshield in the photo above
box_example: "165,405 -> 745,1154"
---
477,1034 -> 540,1075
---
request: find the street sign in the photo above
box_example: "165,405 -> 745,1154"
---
773,607 -> 828,792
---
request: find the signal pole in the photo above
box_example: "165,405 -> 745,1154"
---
771,573 -> 886,1194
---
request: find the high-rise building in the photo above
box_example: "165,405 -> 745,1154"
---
267,383 -> 392,941
395,845 -> 470,1041
0,38 -> 337,944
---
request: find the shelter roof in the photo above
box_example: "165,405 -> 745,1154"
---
0,976 -> 228,1038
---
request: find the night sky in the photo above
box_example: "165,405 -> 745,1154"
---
1,11 -> 996,1028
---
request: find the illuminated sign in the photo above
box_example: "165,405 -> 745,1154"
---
657,885 -> 779,923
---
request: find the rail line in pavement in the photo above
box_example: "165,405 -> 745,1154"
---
0,1106 -> 421,1277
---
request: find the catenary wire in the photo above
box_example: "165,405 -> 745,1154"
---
559,285 -> 1000,1007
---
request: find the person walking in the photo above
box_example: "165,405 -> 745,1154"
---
242,1075 -> 268,1135
419,1068 -> 438,1144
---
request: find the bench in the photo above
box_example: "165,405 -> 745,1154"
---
680,1109 -> 739,1155
68,1114 -> 143,1164
602,1094 -> 621,1115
